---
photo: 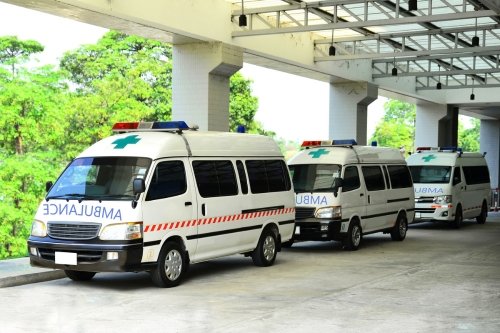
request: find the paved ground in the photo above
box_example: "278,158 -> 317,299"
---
1,214 -> 499,332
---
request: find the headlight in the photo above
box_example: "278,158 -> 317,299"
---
315,206 -> 342,219
100,222 -> 143,241
433,195 -> 452,205
31,220 -> 47,237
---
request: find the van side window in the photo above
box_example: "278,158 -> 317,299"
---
192,161 -> 238,197
463,165 -> 490,185
236,160 -> 248,194
246,160 -> 291,193
146,161 -> 187,201
342,166 -> 360,192
387,165 -> 413,188
361,166 -> 385,191
452,167 -> 461,185
382,166 -> 391,188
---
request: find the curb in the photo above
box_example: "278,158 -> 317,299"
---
0,270 -> 66,288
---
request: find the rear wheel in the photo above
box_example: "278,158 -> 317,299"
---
391,213 -> 408,241
453,206 -> 463,229
343,220 -> 362,251
252,228 -> 277,267
151,241 -> 186,288
476,201 -> 488,224
64,270 -> 96,281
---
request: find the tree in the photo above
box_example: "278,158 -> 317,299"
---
0,36 -> 44,75
370,99 -> 415,153
458,117 -> 480,152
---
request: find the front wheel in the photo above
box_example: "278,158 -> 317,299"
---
453,206 -> 463,229
252,228 -> 277,267
151,241 -> 186,288
64,270 -> 96,281
343,220 -> 362,251
476,201 -> 488,224
391,213 -> 408,241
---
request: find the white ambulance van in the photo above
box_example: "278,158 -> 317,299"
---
28,121 -> 295,287
287,140 -> 415,250
407,147 -> 491,228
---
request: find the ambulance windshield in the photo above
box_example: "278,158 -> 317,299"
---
289,164 -> 342,193
47,157 -> 151,200
409,165 -> 451,184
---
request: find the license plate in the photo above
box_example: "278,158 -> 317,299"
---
295,226 -> 300,235
55,252 -> 77,265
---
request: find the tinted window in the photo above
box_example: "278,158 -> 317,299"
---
289,164 -> 341,193
361,166 -> 385,191
192,161 -> 238,198
236,160 -> 248,194
146,161 -> 186,201
342,166 -> 360,192
246,160 -> 291,194
452,167 -> 461,185
463,165 -> 490,185
387,165 -> 413,188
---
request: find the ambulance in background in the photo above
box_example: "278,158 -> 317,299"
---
27,121 -> 295,287
287,140 -> 415,251
407,147 -> 491,228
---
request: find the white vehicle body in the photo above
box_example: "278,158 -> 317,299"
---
28,121 -> 295,287
287,142 -> 415,250
407,148 -> 491,227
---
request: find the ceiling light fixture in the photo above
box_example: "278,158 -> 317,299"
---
329,29 -> 336,56
408,0 -> 418,11
470,78 -> 475,100
392,57 -> 397,76
436,64 -> 442,90
239,0 -> 247,27
472,17 -> 479,47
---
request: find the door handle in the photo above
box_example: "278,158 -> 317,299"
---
360,193 -> 364,197
202,203 -> 206,216
185,201 -> 192,206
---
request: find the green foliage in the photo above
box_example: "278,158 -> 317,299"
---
370,99 -> 415,154
458,117 -> 480,152
0,36 -> 44,74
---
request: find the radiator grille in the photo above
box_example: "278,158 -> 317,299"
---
295,207 -> 316,219
47,222 -> 100,240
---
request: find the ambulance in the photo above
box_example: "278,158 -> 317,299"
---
287,140 -> 415,250
407,147 -> 491,228
27,121 -> 295,287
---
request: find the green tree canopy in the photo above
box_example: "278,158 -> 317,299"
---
458,117 -> 480,152
0,36 -> 44,74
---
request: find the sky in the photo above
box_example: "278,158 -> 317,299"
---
0,2 -> 386,142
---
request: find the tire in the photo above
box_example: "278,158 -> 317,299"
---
453,206 -> 463,229
252,228 -> 277,267
476,201 -> 488,224
342,220 -> 362,251
391,213 -> 408,241
151,241 -> 186,288
64,270 -> 96,281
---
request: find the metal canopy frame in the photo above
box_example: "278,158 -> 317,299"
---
229,0 -> 500,91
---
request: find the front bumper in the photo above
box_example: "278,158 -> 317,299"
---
293,219 -> 343,241
27,236 -> 149,272
414,205 -> 454,221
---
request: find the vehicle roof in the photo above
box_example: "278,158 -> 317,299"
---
78,130 -> 282,159
406,151 -> 486,166
287,145 -> 405,165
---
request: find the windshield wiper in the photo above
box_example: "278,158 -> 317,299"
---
46,194 -> 102,203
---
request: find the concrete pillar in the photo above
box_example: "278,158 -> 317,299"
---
480,120 -> 500,189
329,82 -> 377,145
415,101 -> 447,149
172,42 -> 243,131
438,105 -> 459,147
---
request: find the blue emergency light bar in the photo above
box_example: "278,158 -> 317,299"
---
416,146 -> 462,153
301,139 -> 357,147
112,121 -> 190,132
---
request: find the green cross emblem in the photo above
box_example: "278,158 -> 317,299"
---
112,135 -> 141,149
309,148 -> 330,158
422,154 -> 436,162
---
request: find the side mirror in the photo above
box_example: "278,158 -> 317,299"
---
132,178 -> 146,195
333,178 -> 343,197
45,181 -> 53,193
